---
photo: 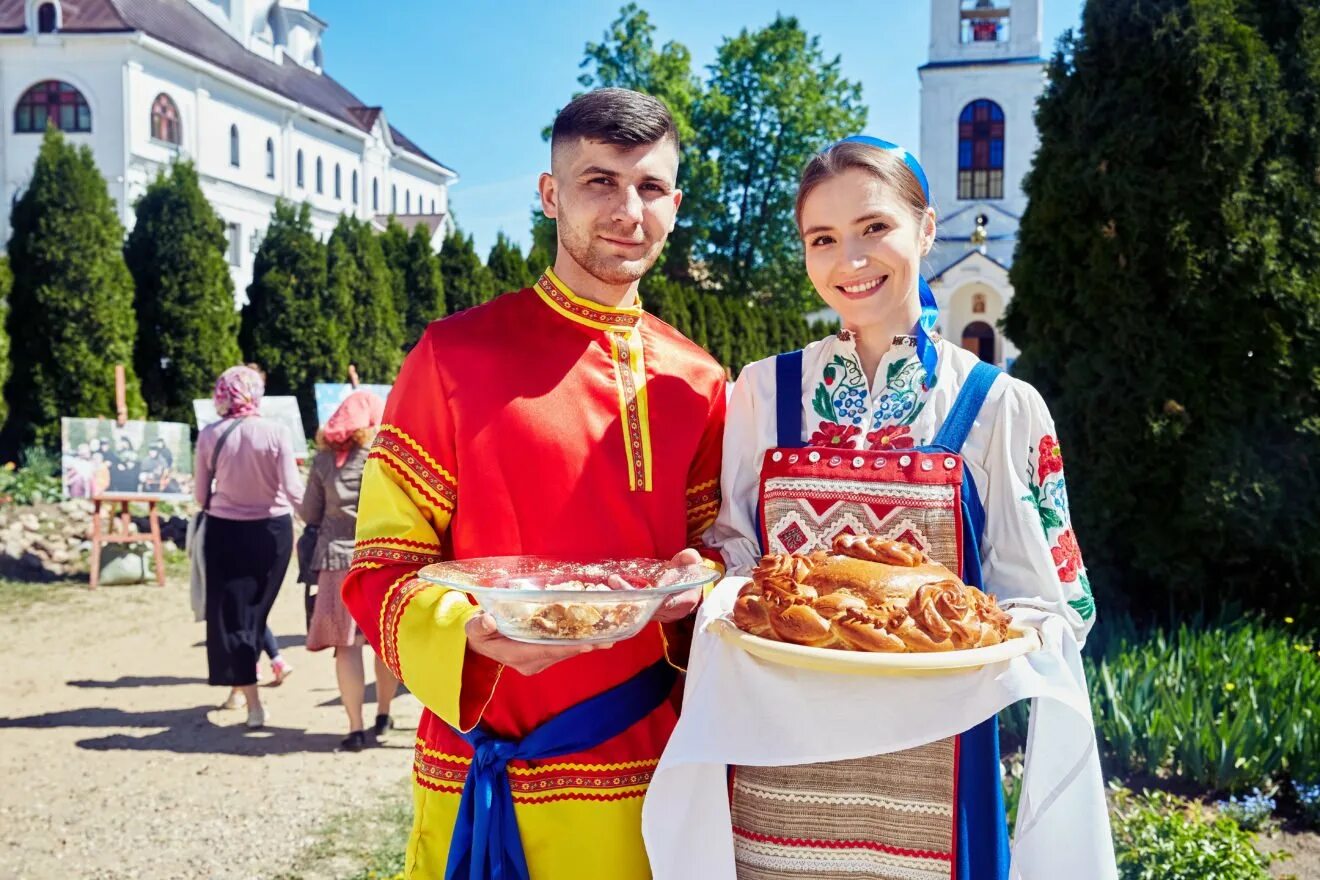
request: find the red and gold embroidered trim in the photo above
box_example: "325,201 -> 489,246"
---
609,329 -> 653,492
353,537 -> 443,568
534,271 -> 652,492
370,426 -> 457,510
534,270 -> 642,331
379,573 -> 430,678
414,746 -> 656,801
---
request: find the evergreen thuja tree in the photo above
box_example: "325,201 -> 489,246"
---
125,161 -> 242,424
378,216 -> 411,325
328,214 -> 403,383
3,127 -> 144,449
487,231 -> 535,295
1004,0 -> 1320,615
402,224 -> 445,347
0,257 -> 10,430
440,230 -> 496,313
240,201 -> 339,430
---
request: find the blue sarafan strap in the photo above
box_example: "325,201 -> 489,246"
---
775,349 -> 805,449
921,360 -> 1000,592
932,362 -> 1000,453
837,134 -> 940,389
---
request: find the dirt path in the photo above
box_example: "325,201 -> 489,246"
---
0,571 -> 419,879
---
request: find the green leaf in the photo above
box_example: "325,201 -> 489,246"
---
1039,507 -> 1066,532
812,383 -> 837,422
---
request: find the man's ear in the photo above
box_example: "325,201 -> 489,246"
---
668,189 -> 683,233
538,172 -> 558,219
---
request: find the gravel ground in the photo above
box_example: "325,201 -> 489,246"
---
0,571 -> 419,880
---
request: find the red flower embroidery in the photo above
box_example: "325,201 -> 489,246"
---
808,423 -> 861,448
866,424 -> 915,450
1051,529 -> 1083,583
1038,435 -> 1064,484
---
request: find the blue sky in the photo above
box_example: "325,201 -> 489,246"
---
317,0 -> 1086,258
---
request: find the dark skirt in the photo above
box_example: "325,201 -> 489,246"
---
204,514 -> 293,686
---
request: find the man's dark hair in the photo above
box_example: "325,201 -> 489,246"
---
551,88 -> 679,157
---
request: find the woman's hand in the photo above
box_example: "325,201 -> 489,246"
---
650,548 -> 706,623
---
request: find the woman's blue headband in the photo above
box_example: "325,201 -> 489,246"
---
833,135 -> 939,389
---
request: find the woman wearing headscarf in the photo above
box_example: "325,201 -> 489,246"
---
195,365 -> 306,729
300,390 -> 399,752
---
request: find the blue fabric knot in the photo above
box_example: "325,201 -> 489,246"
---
445,659 -> 677,880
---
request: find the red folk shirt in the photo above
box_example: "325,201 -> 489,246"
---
342,270 -> 726,878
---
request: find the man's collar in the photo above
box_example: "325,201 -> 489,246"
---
533,268 -> 643,332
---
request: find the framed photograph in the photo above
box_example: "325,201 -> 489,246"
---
61,418 -> 193,501
191,397 -> 309,459
315,383 -> 392,426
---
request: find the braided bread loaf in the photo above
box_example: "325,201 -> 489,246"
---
731,535 -> 1014,652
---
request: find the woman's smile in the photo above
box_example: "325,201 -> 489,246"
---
836,274 -> 889,299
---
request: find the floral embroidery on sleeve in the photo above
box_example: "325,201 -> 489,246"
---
1023,434 -> 1095,620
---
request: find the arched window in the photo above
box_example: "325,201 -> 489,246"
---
957,99 -> 1004,200
296,149 -> 304,187
405,190 -> 411,213
391,184 -> 397,213
149,93 -> 180,144
352,170 -> 359,205
372,178 -> 379,211
265,138 -> 275,178
14,80 -> 90,133
36,2 -> 57,33
430,198 -> 436,215
229,124 -> 240,167
315,157 -> 323,194
334,163 -> 341,199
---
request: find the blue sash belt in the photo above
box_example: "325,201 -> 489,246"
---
445,658 -> 678,880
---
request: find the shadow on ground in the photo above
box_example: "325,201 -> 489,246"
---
67,675 -> 208,688
0,704 -> 410,756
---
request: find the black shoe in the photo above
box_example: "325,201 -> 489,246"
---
373,714 -> 394,739
339,730 -> 366,753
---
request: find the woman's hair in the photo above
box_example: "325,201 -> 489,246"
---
795,140 -> 929,232
315,425 -> 378,453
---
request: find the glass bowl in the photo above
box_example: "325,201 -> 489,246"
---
417,556 -> 719,645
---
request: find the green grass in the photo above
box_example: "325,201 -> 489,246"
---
0,575 -> 87,614
0,547 -> 192,614
272,779 -> 412,880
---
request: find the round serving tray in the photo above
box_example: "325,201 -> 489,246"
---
713,616 -> 1040,676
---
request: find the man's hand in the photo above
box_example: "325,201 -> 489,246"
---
650,547 -> 708,624
464,613 -> 603,676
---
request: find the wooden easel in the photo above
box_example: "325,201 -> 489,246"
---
86,365 -> 167,589
88,493 -> 167,589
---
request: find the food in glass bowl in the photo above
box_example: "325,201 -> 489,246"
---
418,557 -> 719,645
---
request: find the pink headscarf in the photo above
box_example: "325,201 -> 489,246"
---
213,366 -> 265,419
323,390 -> 386,466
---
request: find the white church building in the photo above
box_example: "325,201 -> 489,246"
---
920,0 -> 1046,370
0,0 -> 456,297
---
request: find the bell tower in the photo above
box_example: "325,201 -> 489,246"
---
919,0 -> 1046,370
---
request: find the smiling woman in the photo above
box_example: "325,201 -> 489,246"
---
695,136 -> 1114,879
